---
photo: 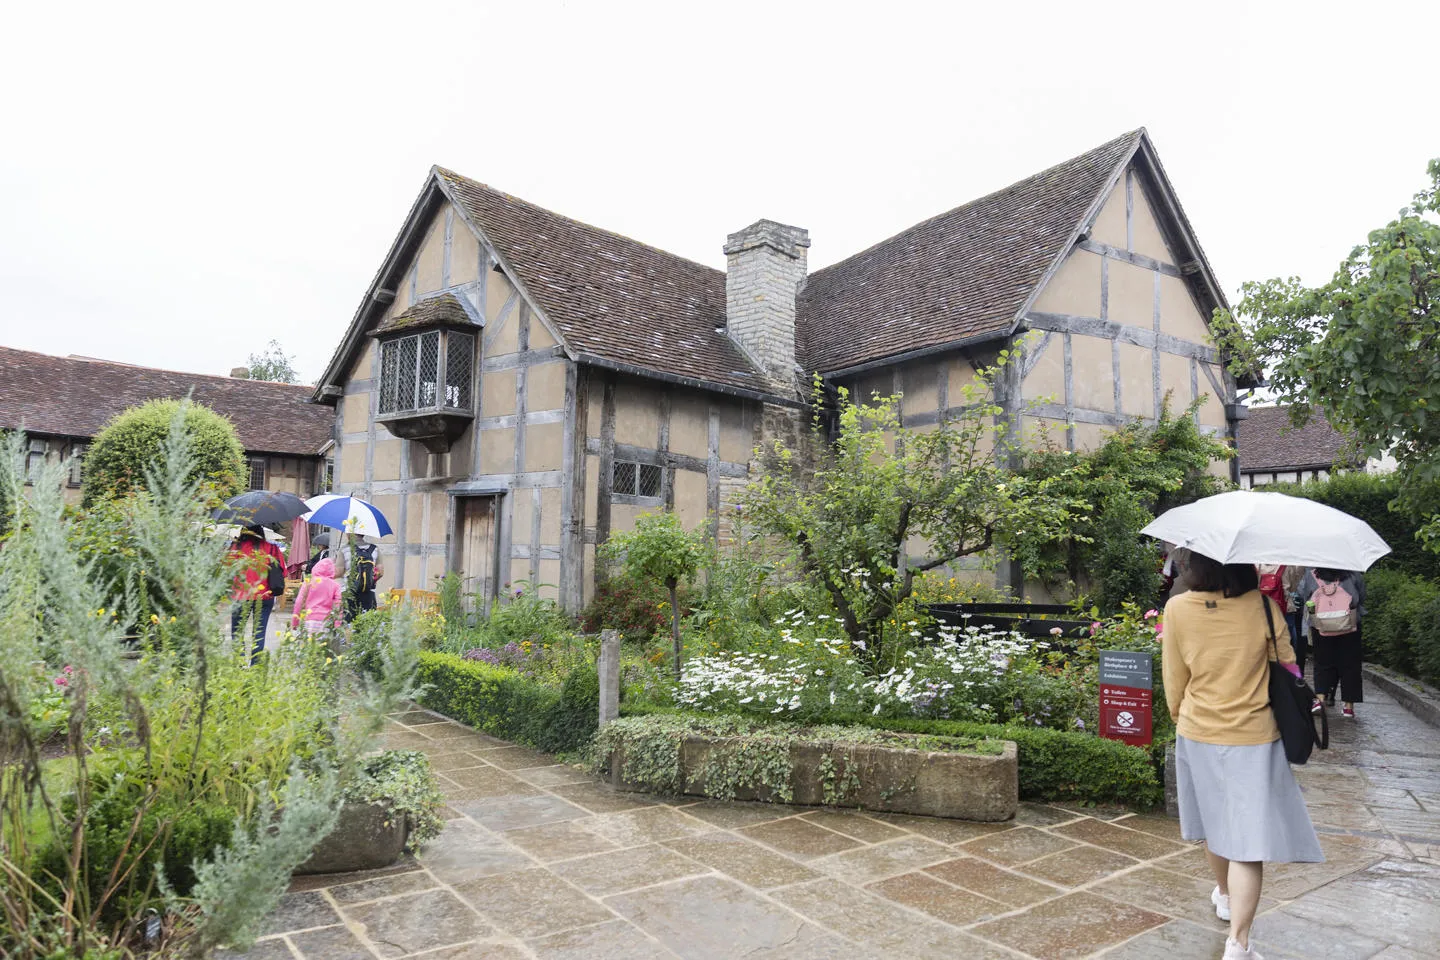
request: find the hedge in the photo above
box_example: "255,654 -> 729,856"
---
1265,472 -> 1440,580
1363,569 -> 1440,684
416,652 -> 599,755
415,652 -> 1163,807
619,703 -> 1163,809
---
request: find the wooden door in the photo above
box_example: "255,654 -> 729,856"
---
457,496 -> 496,612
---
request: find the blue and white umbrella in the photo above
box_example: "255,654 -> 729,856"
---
303,495 -> 394,538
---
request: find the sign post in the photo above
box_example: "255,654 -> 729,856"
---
1098,650 -> 1154,746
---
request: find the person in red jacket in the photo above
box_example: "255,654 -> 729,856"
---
229,526 -> 286,664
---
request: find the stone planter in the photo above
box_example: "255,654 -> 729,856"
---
608,733 -> 1018,822
296,801 -> 409,875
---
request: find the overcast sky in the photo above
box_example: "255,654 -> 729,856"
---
2,1 -> 1436,385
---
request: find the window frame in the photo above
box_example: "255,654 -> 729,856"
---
25,438 -> 48,485
248,458 -> 267,491
377,329 -> 475,417
67,442 -> 86,488
610,458 -> 665,505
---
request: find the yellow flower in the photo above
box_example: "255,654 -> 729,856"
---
150,614 -> 160,624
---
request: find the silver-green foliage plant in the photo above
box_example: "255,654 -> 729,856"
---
0,410 -> 424,959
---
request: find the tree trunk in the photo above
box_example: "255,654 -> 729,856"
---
668,578 -> 683,680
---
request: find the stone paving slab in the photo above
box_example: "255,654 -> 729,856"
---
231,685 -> 1440,959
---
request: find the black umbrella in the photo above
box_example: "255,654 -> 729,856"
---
212,490 -> 310,527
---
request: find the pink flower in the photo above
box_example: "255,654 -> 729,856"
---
1144,609 -> 1159,620
53,675 -> 69,688
1153,623 -> 1164,637
1089,621 -> 1102,636
62,665 -> 74,675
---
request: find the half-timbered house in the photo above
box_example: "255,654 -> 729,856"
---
314,128 -> 1246,608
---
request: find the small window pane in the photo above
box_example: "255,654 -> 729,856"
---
248,459 -> 266,491
26,439 -> 47,483
446,332 -> 474,409
378,341 -> 398,414
639,463 -> 662,498
68,443 -> 85,487
418,331 -> 440,407
613,461 -> 636,496
396,335 -> 419,411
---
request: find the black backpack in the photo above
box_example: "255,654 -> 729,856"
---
351,547 -> 377,593
265,554 -> 286,597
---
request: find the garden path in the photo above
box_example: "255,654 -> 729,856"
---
228,686 -> 1440,960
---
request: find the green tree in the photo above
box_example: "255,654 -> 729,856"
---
1014,400 -> 1232,613
743,356 -> 1081,658
247,339 -> 301,383
600,512 -> 704,678
1211,158 -> 1440,545
83,398 -> 246,506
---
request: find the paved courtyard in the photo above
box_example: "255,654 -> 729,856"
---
231,683 -> 1440,960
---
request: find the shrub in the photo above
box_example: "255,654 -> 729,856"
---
82,398 -> 246,506
1267,472 -> 1440,580
1362,569 -> 1440,683
416,652 -> 599,755
843,715 -> 1161,807
580,576 -> 669,643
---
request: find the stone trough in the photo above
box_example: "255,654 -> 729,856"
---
296,801 -> 409,875
605,733 -> 1018,822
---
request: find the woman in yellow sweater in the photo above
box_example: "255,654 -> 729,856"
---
1163,552 -> 1323,960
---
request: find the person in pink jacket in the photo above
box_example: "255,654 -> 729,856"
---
290,557 -> 344,635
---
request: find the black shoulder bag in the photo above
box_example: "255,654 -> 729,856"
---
1264,596 -> 1328,764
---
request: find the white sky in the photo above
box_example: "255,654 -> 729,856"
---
2,1 -> 1437,385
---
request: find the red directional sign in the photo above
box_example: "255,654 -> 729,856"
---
1098,650 -> 1154,746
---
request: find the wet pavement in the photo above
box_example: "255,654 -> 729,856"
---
230,684 -> 1440,960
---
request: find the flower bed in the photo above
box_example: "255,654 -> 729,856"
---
594,714 -> 1017,821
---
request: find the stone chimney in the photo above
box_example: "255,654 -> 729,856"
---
230,367 -> 250,379
724,220 -> 809,386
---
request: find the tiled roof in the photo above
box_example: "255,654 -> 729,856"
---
0,346 -> 334,456
374,293 -> 474,335
437,170 -> 774,396
1237,405 -> 1363,473
796,130 -> 1142,372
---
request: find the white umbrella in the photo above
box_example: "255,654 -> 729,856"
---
1142,490 -> 1391,570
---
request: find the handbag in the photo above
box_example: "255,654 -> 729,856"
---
1263,596 -> 1328,764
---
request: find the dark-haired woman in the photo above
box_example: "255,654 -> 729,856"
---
1163,553 -> 1323,960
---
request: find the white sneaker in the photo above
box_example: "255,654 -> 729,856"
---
1211,885 -> 1231,921
1223,936 -> 1263,959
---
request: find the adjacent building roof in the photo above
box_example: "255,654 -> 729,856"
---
0,346 -> 334,457
1236,405 -> 1363,473
437,170 -> 770,396
797,130 -> 1141,373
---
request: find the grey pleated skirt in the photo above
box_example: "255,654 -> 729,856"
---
1175,735 -> 1325,863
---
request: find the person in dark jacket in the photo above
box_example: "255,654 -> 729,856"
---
1296,568 -> 1365,718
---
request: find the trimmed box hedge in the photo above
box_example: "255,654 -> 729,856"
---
416,652 -> 599,755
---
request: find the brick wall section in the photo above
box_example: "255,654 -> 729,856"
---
724,220 -> 810,385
